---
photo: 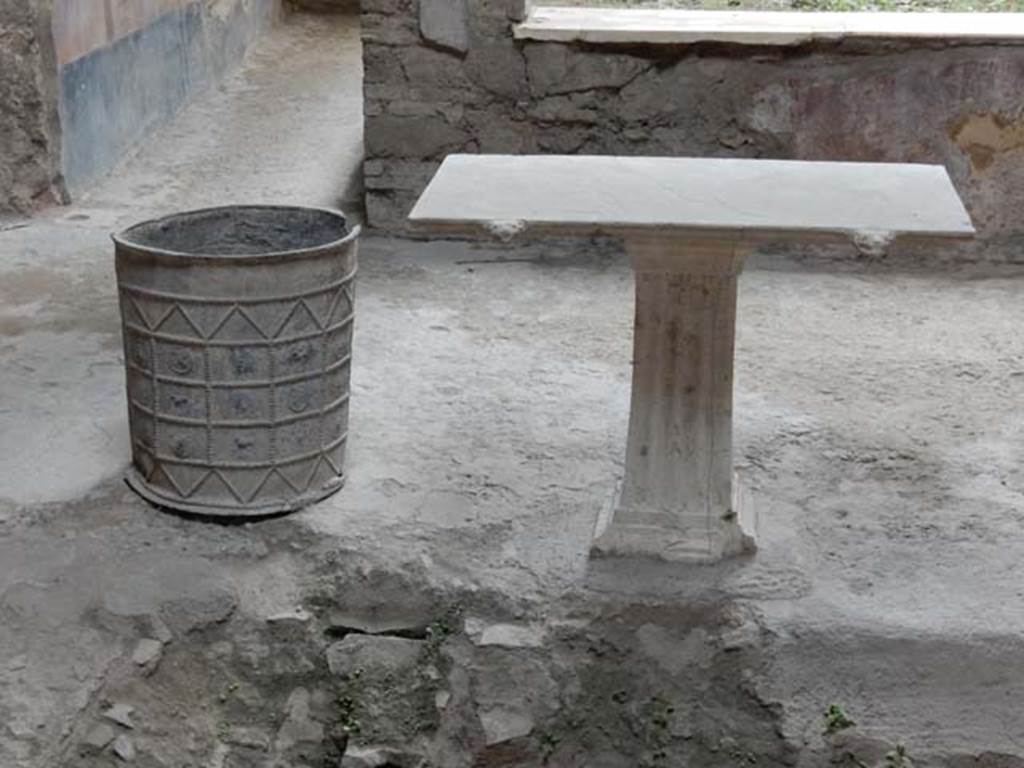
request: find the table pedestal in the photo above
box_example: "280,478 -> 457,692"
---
592,235 -> 757,562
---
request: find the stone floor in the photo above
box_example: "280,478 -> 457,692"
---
3,9 -> 1024,768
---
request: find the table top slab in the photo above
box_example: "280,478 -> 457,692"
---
408,154 -> 975,242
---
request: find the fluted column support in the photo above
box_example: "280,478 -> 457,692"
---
592,235 -> 756,562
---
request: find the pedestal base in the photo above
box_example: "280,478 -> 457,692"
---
591,472 -> 757,563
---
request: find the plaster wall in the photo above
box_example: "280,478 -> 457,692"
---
362,0 -> 1024,262
0,0 -> 282,211
54,0 -> 282,194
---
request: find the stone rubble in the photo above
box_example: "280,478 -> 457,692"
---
476,621 -> 546,648
131,638 -> 162,669
223,727 -> 272,751
111,734 -> 136,762
81,723 -> 116,754
266,607 -> 313,625
101,702 -> 135,729
478,707 -> 535,745
274,688 -> 325,753
146,615 -> 173,644
326,635 -> 426,677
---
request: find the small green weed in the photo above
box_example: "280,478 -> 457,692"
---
538,731 -> 562,761
424,604 -> 464,658
824,704 -> 856,733
645,696 -> 675,764
336,668 -> 364,736
218,681 -> 240,703
885,744 -> 911,768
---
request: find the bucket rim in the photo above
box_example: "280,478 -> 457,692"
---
111,204 -> 361,261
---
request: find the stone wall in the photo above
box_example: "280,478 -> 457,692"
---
362,1 -> 1024,261
0,0 -> 62,212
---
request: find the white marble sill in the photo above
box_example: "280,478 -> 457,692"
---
515,6 -> 1024,46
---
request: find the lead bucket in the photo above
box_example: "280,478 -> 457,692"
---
113,205 -> 359,517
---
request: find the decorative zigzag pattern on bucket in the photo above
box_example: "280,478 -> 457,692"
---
118,269 -> 355,514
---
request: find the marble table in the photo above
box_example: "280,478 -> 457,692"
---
409,154 -> 974,562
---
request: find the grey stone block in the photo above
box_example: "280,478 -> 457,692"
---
419,0 -> 469,54
365,114 -> 470,159
326,635 -> 425,677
